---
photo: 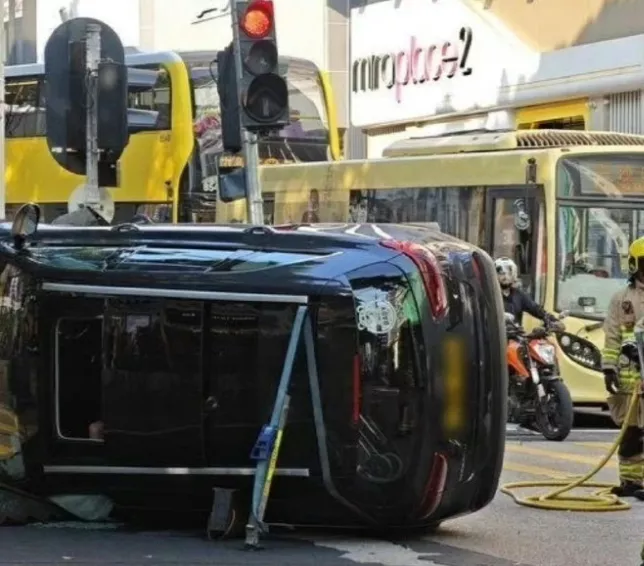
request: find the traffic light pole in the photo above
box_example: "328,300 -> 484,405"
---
84,23 -> 101,208
230,4 -> 265,225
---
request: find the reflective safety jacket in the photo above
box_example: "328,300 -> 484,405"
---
602,283 -> 644,392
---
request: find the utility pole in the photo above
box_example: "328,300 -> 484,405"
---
230,4 -> 264,225
84,23 -> 101,208
0,0 -> 6,219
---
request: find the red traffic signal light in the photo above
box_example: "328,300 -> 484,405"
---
240,0 -> 274,39
233,0 -> 289,132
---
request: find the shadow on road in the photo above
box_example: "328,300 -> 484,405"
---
573,408 -> 618,429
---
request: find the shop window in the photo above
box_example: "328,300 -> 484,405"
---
519,116 -> 585,130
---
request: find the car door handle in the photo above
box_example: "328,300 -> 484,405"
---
204,396 -> 219,412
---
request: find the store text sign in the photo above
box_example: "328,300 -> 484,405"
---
352,27 -> 473,103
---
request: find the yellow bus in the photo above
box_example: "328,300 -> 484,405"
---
217,128 -> 644,405
4,49 -> 341,224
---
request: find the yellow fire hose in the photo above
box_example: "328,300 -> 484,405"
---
501,386 -> 640,512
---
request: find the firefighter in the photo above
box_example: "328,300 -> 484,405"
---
602,237 -> 644,500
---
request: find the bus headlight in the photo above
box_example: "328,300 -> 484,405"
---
556,332 -> 602,371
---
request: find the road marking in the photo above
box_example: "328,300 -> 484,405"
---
569,429 -> 618,434
313,538 -> 446,565
505,426 -> 541,437
505,444 -> 617,468
573,442 -> 615,450
502,461 -> 576,479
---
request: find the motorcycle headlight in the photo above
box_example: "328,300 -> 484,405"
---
534,343 -> 556,365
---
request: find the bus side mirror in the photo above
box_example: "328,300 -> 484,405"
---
513,198 -> 531,231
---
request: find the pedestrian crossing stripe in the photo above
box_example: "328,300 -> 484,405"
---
573,442 -> 614,450
504,443 -> 618,468
502,462 -> 578,479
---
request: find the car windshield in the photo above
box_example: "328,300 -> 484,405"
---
556,154 -> 644,317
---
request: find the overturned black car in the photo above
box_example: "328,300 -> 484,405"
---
0,205 -> 507,536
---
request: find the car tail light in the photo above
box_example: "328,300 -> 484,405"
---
381,240 -> 448,319
419,452 -> 448,519
472,256 -> 482,282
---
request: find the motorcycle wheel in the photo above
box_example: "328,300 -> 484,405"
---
535,380 -> 574,441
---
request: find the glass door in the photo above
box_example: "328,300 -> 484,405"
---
485,187 -> 545,301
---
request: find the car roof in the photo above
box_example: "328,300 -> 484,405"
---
0,222 -> 477,299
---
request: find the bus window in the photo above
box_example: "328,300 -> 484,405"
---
191,68 -> 222,188
534,202 -> 547,306
491,199 -> 519,260
189,60 -> 331,171
271,70 -> 330,162
5,78 -> 44,138
557,205 -> 632,316
127,66 -> 171,133
347,187 -> 485,245
264,192 -> 275,224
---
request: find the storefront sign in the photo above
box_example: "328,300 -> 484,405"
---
352,27 -> 473,103
349,0 -> 537,130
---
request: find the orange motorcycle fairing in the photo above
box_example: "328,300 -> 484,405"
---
507,339 -> 530,380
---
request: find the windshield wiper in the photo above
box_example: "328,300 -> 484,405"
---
578,321 -> 603,334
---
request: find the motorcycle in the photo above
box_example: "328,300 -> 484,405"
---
505,312 -> 574,441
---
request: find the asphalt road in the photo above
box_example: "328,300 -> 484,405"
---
1,418 -> 641,566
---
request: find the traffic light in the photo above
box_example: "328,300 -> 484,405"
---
216,44 -> 242,153
236,0 -> 289,131
44,17 -> 128,186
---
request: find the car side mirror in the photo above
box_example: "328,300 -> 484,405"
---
11,202 -> 40,250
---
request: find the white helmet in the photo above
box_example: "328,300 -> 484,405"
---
494,257 -> 518,288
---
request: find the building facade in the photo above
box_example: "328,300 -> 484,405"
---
349,0 -> 644,158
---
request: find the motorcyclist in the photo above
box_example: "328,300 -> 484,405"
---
602,237 -> 644,500
494,257 -> 563,329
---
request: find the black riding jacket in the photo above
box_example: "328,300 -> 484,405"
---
502,288 -> 553,326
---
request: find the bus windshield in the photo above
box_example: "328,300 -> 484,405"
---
556,154 -> 644,317
190,62 -> 330,178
